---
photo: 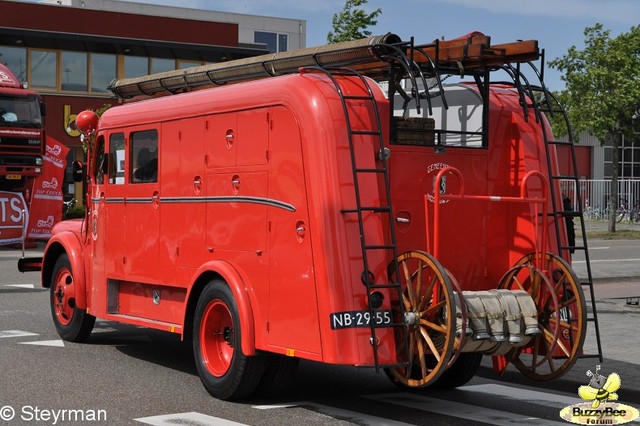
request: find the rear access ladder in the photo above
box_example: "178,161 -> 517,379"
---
302,66 -> 409,369
509,61 -> 604,363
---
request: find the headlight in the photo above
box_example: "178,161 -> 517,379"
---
35,156 -> 43,165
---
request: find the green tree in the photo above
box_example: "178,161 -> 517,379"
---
549,24 -> 640,232
327,0 -> 382,44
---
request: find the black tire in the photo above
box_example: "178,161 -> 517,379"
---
193,279 -> 265,400
49,253 -> 95,342
429,353 -> 482,389
254,354 -> 299,397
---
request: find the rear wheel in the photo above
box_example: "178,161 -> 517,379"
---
50,253 -> 95,342
385,251 -> 456,388
498,253 -> 586,380
430,353 -> 483,389
193,279 -> 265,400
254,354 -> 299,396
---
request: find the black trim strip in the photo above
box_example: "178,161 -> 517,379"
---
91,195 -> 295,212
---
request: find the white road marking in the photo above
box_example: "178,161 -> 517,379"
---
253,401 -> 413,425
3,284 -> 35,289
0,330 -> 38,339
459,384 -> 578,407
572,258 -> 640,264
134,412 -> 248,425
364,392 -> 569,425
19,340 -> 65,347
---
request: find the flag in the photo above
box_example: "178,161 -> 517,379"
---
26,136 -> 69,240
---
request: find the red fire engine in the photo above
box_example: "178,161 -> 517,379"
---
20,33 -> 602,400
0,63 -> 45,191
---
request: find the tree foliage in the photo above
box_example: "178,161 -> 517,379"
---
549,24 -> 640,231
549,24 -> 640,141
327,0 -> 382,44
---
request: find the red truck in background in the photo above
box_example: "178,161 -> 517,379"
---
0,63 -> 45,192
0,63 -> 46,245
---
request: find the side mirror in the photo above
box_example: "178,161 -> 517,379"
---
72,161 -> 84,182
40,102 -> 47,117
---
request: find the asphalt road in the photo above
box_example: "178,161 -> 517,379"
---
1,243 -> 639,426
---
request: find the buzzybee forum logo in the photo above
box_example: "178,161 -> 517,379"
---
560,365 -> 639,425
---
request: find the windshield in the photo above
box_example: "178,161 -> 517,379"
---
0,94 -> 42,128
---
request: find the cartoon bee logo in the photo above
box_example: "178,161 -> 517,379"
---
578,365 -> 621,408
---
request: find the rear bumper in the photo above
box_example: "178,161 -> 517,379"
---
18,257 -> 42,272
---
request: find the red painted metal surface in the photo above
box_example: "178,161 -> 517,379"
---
43,71 -> 567,368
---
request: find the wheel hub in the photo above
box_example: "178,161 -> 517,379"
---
223,327 -> 234,346
404,311 -> 419,327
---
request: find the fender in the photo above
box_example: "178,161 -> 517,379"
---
189,260 -> 256,356
42,230 -> 87,309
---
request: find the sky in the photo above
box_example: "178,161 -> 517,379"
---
116,0 -> 639,92
51,0 -> 640,91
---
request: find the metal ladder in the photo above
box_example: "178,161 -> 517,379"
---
300,66 -> 409,369
535,88 -> 603,362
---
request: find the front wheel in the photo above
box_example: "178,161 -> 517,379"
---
193,279 -> 265,400
50,253 -> 95,342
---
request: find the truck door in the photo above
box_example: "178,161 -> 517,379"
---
267,106 -> 321,354
123,129 -> 160,283
90,132 -> 126,316
159,118 -> 205,281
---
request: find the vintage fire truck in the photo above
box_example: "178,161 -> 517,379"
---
20,32 -> 601,400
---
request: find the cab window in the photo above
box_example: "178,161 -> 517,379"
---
130,129 -> 158,183
108,132 -> 125,184
94,135 -> 105,185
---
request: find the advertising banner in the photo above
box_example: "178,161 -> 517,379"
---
0,191 -> 28,246
26,136 -> 69,240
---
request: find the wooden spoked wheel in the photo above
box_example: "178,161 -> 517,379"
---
385,250 -> 456,388
498,253 -> 586,380
445,268 -> 468,369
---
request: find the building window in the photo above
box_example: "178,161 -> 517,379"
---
0,46 -> 27,82
254,32 -> 289,53
151,58 -> 175,74
279,34 -> 288,52
90,53 -> 116,93
178,60 -> 202,70
603,137 -> 640,179
30,49 -> 57,89
61,51 -> 87,92
123,55 -> 148,78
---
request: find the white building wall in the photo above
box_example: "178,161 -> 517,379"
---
40,0 -> 306,51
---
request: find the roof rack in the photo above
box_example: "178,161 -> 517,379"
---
108,32 -> 540,100
109,33 -> 403,99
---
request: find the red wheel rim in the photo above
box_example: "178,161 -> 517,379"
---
200,300 -> 234,377
52,267 -> 75,326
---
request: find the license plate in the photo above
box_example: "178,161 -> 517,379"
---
6,174 -> 21,180
330,310 -> 393,330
